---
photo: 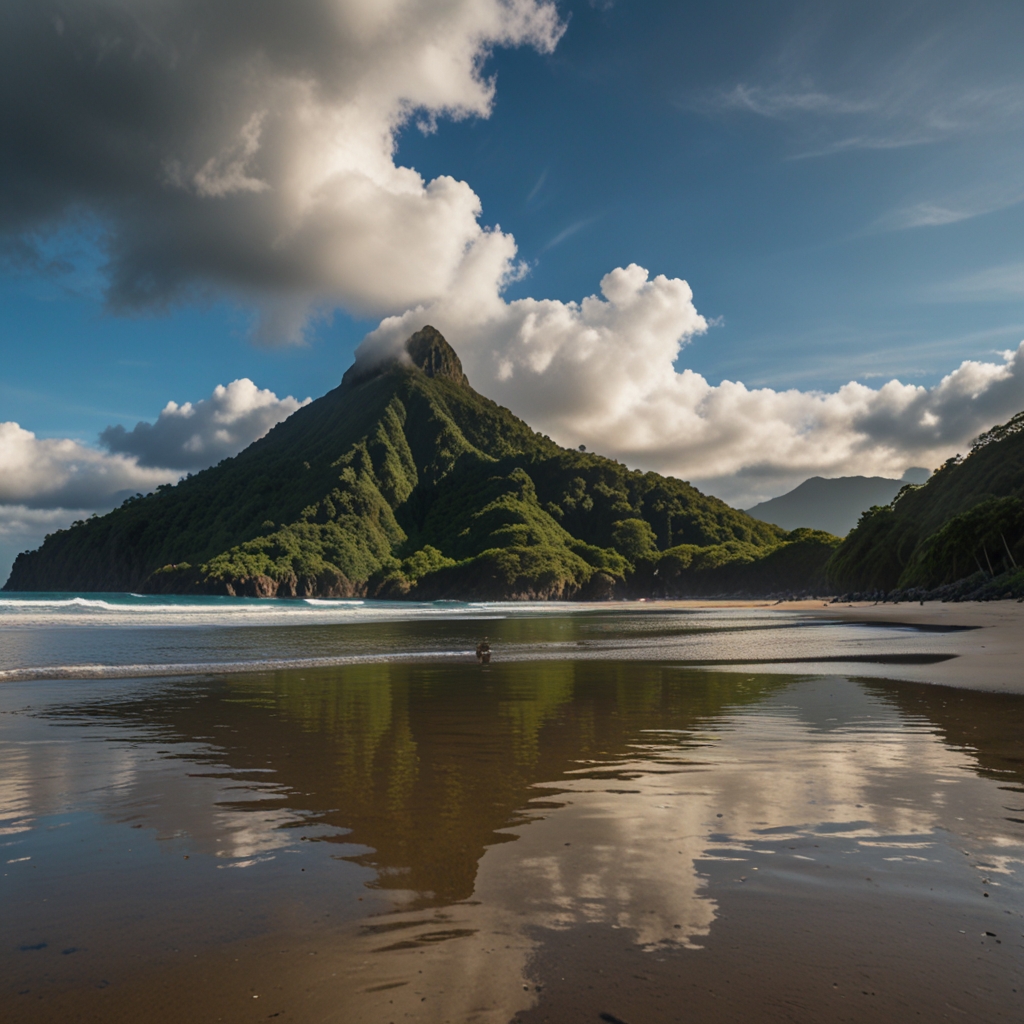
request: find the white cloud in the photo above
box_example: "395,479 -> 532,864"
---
0,379 -> 308,507
188,113 -> 271,199
883,202 -> 979,230
870,179 -> 1024,232
0,423 -> 175,510
703,10 -> 1024,161
6,262 -> 1022,573
0,505 -> 92,589
717,83 -> 875,119
1,0 -> 564,342
542,217 -> 598,251
360,264 -> 1024,508
0,378 -> 309,580
100,379 -> 310,470
940,262 -> 1024,301
4,3 -> 1022,528
713,77 -> 1019,157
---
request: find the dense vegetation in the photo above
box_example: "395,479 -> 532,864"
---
6,328 -> 839,599
826,409 -> 1024,597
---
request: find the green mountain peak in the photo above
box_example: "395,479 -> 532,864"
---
5,328 -> 838,599
405,325 -> 470,385
342,325 -> 469,389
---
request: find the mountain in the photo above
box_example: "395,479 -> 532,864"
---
826,412 -> 1024,595
746,470 -> 930,537
5,327 -> 840,600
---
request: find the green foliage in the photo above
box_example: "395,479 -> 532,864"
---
898,497 -> 1024,588
655,529 -> 840,596
828,406 -> 1024,593
970,410 -> 1024,455
611,518 -> 658,563
400,545 -> 456,579
202,517 -> 395,584
567,540 -> 631,577
5,331 -> 830,599
414,544 -> 596,601
751,529 -> 843,593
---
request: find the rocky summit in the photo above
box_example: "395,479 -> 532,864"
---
5,328 -> 839,600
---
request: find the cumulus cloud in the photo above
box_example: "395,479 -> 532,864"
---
361,264 -> 1024,507
0,422 -> 174,510
100,379 -> 310,470
0,378 -> 308,580
0,0 -> 563,342
1,378 -> 306,508
6,1 -> 1023,524
0,505 -> 94,589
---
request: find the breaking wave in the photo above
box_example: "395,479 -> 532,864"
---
0,592 -> 527,628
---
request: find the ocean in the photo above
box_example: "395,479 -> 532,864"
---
0,591 -> 954,680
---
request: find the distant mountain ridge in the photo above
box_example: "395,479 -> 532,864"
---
5,327 -> 839,599
746,470 -> 930,537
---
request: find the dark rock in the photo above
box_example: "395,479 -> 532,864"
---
404,325 -> 469,385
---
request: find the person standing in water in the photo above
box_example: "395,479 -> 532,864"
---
475,638 -> 491,664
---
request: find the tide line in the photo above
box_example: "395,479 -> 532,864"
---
0,649 -> 475,682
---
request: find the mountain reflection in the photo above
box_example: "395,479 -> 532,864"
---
9,662 -> 1024,1024
864,679 -> 1024,795
53,662 -> 793,906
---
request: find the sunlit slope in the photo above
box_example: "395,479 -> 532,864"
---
827,412 -> 1024,593
5,327 -> 837,598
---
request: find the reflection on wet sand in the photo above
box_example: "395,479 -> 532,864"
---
2,662 -> 1023,1022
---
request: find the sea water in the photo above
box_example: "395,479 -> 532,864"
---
0,591 -> 956,680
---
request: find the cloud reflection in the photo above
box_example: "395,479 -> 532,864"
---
3,664 -> 1023,1022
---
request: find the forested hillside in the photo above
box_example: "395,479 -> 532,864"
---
827,411 -> 1024,598
6,328 -> 838,599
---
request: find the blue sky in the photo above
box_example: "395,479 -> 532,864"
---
3,0 -> 1024,574
400,0 -> 1024,383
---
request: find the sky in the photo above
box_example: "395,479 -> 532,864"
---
3,0 -> 1024,579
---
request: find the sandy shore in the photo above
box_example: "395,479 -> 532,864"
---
606,598 -> 1024,696
7,664 -> 1022,1024
5,611 -> 1023,1024
663,597 -> 1024,695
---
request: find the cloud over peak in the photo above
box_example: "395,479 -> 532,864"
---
0,0 -> 563,342
362,262 -> 1024,507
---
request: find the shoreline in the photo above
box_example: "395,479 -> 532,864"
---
736,598 -> 1024,696
584,597 -> 1024,696
2,593 -> 1021,695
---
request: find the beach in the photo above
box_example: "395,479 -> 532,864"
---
774,599 -> 1024,694
2,597 -> 1023,1022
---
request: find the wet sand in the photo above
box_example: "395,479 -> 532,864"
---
10,814 -> 1021,1024
777,599 -> 1024,695
597,599 -> 1024,695
4,660 -> 1023,1023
